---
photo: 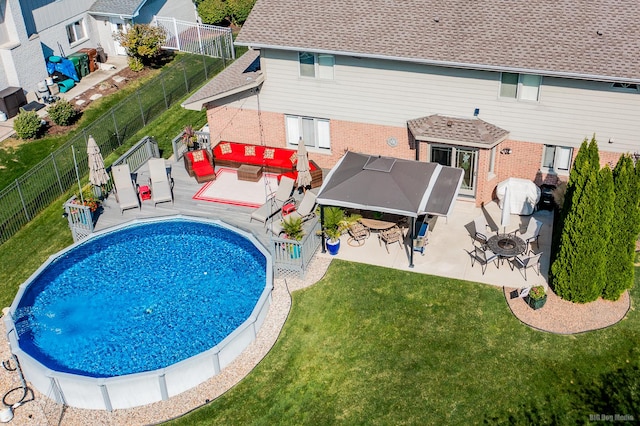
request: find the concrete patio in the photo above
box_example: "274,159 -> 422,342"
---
92,156 -> 553,290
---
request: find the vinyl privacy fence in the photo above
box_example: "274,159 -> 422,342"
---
0,54 -> 225,245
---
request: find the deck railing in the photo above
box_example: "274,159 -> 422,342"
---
272,218 -> 322,278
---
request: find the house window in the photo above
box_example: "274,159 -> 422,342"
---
66,19 -> 86,44
298,52 -> 334,79
488,146 -> 496,176
500,73 -> 541,101
285,115 -> 331,150
542,145 -> 573,173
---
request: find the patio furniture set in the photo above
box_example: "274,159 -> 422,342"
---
470,214 -> 543,280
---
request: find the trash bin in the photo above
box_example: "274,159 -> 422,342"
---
538,184 -> 556,211
67,52 -> 89,79
78,48 -> 98,72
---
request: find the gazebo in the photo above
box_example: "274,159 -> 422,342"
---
316,151 -> 464,267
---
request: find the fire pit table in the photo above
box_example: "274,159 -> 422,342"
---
486,233 -> 527,267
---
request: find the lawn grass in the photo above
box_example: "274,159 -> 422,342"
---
167,260 -> 639,425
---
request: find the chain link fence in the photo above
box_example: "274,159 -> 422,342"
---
0,53 -> 226,245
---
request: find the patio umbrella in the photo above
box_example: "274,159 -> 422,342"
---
87,135 -> 109,196
500,185 -> 511,233
295,139 -> 312,191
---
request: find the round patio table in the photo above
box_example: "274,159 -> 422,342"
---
359,218 -> 396,231
486,233 -> 526,266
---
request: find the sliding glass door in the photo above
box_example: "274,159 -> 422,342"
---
430,145 -> 477,197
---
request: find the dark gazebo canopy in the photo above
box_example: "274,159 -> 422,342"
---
317,151 -> 464,218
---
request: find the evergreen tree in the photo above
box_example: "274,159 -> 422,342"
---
603,155 -> 640,299
551,137 -> 605,302
595,166 -> 614,297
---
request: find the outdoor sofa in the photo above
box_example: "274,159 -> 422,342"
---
213,141 -> 323,188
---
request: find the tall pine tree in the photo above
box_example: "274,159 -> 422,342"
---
551,137 -> 606,302
604,155 -> 640,300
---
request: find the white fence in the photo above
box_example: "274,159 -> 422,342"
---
154,17 -> 235,60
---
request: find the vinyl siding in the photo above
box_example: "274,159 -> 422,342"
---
247,49 -> 640,153
32,0 -> 89,32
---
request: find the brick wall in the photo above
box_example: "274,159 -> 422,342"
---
206,107 -> 627,207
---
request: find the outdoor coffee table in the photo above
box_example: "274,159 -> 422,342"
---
237,164 -> 262,182
486,233 -> 527,267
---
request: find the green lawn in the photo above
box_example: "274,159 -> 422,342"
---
167,260 -> 639,425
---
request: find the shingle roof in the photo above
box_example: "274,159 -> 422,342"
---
90,0 -> 146,17
407,115 -> 509,147
182,50 -> 263,110
236,0 -> 640,81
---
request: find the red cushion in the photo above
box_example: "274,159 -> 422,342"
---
193,162 -> 214,177
214,142 -> 298,169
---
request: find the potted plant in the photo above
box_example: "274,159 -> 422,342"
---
526,285 -> 547,310
324,206 -> 345,255
182,125 -> 198,151
281,215 -> 304,258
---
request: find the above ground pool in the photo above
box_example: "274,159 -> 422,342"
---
4,216 -> 273,410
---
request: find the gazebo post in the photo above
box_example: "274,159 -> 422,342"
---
409,216 -> 415,268
320,205 -> 326,253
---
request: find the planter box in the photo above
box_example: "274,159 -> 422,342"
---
527,294 -> 547,310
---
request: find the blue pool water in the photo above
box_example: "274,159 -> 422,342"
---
13,219 -> 267,378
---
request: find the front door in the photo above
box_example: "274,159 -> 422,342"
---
110,18 -> 127,56
430,145 -> 478,197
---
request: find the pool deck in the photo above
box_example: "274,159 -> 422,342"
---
0,156 -> 555,424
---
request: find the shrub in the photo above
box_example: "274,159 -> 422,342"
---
114,24 -> 166,71
13,110 -> 41,139
198,0 -> 228,25
47,99 -> 77,126
228,0 -> 256,25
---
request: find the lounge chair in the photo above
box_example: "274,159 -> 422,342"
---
250,176 -> 295,224
378,225 -> 403,253
269,192 -> 317,236
148,158 -> 173,206
111,164 -> 140,214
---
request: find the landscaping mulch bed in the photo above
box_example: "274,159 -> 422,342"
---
504,285 -> 631,334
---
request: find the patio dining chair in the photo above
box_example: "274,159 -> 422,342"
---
472,215 -> 491,245
517,218 -> 543,249
347,222 -> 370,246
510,250 -> 542,281
469,243 -> 499,275
378,225 -> 403,253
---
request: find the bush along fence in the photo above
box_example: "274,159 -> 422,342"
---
0,53 -> 224,245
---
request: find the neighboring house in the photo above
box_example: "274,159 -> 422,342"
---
183,0 -> 640,206
0,0 -> 196,97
